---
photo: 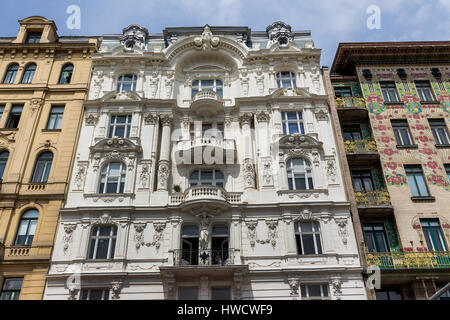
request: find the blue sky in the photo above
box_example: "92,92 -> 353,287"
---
1,0 -> 449,66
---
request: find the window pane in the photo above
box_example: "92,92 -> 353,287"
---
95,239 -> 109,259
301,234 -> 316,254
179,287 -> 198,300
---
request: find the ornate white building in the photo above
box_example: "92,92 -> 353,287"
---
44,22 -> 367,300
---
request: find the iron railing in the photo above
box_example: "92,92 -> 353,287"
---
354,189 -> 391,206
173,248 -> 235,266
335,97 -> 366,109
344,138 -> 377,152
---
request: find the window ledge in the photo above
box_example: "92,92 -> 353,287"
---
435,144 -> 450,148
83,193 -> 135,202
396,144 -> 418,149
0,128 -> 18,131
384,101 -> 404,105
41,129 -> 61,133
420,101 -> 440,105
411,196 -> 435,202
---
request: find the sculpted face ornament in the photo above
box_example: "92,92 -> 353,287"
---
194,25 -> 220,51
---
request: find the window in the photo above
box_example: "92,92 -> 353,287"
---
88,225 -> 117,259
436,284 -> 450,300
342,124 -> 362,141
405,165 -> 429,197
26,32 -> 42,44
0,278 -> 23,300
189,169 -> 224,188
287,158 -> 313,190
58,64 -> 73,84
178,287 -> 198,300
415,81 -> 435,102
351,170 -> 374,192
5,105 -> 23,129
211,287 -> 231,300
80,289 -> 109,300
46,106 -> 64,129
31,152 -> 53,183
429,119 -> 450,145
281,111 -> 304,135
363,223 -> 389,253
295,221 -> 322,255
21,63 -> 36,84
380,82 -> 399,103
0,151 -> 9,180
99,162 -> 126,194
108,115 -> 132,138
375,288 -> 403,300
181,225 -> 199,265
300,284 -> 329,300
14,209 -> 39,246
0,104 -> 4,120
3,64 -> 19,84
392,120 -> 414,146
116,74 -> 137,92
276,71 -> 296,89
445,164 -> 450,182
191,79 -> 223,98
421,219 -> 448,252
212,225 -> 229,265
334,86 -> 352,97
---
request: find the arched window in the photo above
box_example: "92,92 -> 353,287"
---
3,64 -> 19,84
15,209 -> 39,246
88,225 -> 117,259
276,71 -> 296,89
116,74 -> 137,92
31,152 -> 53,183
189,169 -> 224,187
286,158 -> 313,190
295,221 -> 322,255
192,79 -> 223,98
21,63 -> 36,84
0,151 -> 9,180
58,64 -> 73,84
99,162 -> 126,194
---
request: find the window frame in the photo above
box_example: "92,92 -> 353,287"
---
31,152 -> 53,183
191,79 -> 223,99
0,278 -> 23,300
58,64 -> 74,84
429,119 -> 450,146
415,80 -> 436,102
294,221 -> 323,255
178,287 -> 199,300
300,284 -> 329,300
189,169 -> 225,188
46,105 -> 65,130
363,223 -> 390,253
14,209 -> 39,246
211,287 -> 231,300
108,114 -> 132,138
351,169 -> 375,192
21,63 -> 36,84
281,111 -> 304,135
80,288 -> 110,300
286,158 -> 314,190
25,31 -> 42,44
116,74 -> 137,93
276,71 -> 297,89
391,119 -> 415,147
0,150 -> 9,180
87,225 -> 117,260
333,86 -> 353,98
3,63 -> 19,84
380,81 -> 400,103
404,165 -> 430,198
5,104 -> 23,129
98,162 -> 126,194
420,219 -> 448,252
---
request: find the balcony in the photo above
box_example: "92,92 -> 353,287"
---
364,248 -> 450,270
170,185 -> 242,212
190,90 -> 223,117
344,138 -> 377,153
355,190 -> 391,208
173,249 -> 235,266
174,137 -> 237,165
335,97 -> 366,109
1,245 -> 53,261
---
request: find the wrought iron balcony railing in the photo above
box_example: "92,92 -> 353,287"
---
344,138 -> 377,152
364,247 -> 450,270
335,97 -> 366,109
354,189 -> 391,206
173,248 -> 235,266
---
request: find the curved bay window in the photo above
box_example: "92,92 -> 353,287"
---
88,225 -> 117,259
15,209 -> 39,246
31,152 -> 53,183
295,221 -> 322,255
21,63 -> 36,84
286,158 -> 313,190
192,79 -> 223,98
276,71 -> 296,89
0,151 -> 9,180
189,169 -> 224,187
99,162 -> 126,194
181,225 -> 199,265
3,64 -> 19,84
59,64 -> 73,84
212,225 -> 229,265
116,74 -> 137,92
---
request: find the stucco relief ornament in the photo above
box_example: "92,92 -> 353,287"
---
92,71 -> 104,99
243,158 -> 256,189
335,218 -> 348,246
299,209 -> 313,220
63,224 -> 77,253
288,278 -> 300,299
85,113 -> 99,125
314,108 -> 328,121
134,223 -> 147,249
262,159 -> 273,185
157,161 -> 170,190
143,113 -> 157,125
120,24 -> 148,51
30,98 -> 43,113
165,72 -> 174,99
239,69 -> 250,96
331,278 -> 342,300
266,21 -> 294,48
326,159 -> 337,183
256,69 -> 264,95
194,25 -> 219,51
245,220 -> 258,248
260,220 -> 278,248
74,162 -> 87,190
111,281 -> 123,300
139,163 -> 150,188
198,214 -> 212,251
149,71 -> 159,98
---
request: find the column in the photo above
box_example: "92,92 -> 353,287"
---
256,111 -> 273,188
239,113 -> 255,189
157,115 -> 173,191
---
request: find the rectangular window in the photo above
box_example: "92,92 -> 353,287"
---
108,115 -> 132,138
375,288 -> 403,300
351,170 -> 374,192
0,278 -> 23,300
334,86 -> 352,97
281,111 -> 304,135
80,289 -> 109,300
415,80 -> 435,102
178,287 -> 199,300
437,284 -> 450,300
26,32 -> 42,44
405,165 -> 430,197
46,106 -> 64,130
429,119 -> 450,145
363,223 -> 390,253
5,105 -> 23,129
295,222 -> 322,255
0,104 -> 5,121
445,164 -> 450,182
211,287 -> 231,300
342,124 -> 362,141
380,82 -> 399,103
391,120 -> 414,146
421,219 -> 448,252
300,284 -> 329,300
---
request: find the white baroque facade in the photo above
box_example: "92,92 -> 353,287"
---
44,22 -> 366,300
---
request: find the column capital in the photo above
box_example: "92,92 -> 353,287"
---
160,114 -> 173,127
256,111 -> 270,123
239,112 -> 253,126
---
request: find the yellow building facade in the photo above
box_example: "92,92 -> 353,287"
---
0,16 -> 97,299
